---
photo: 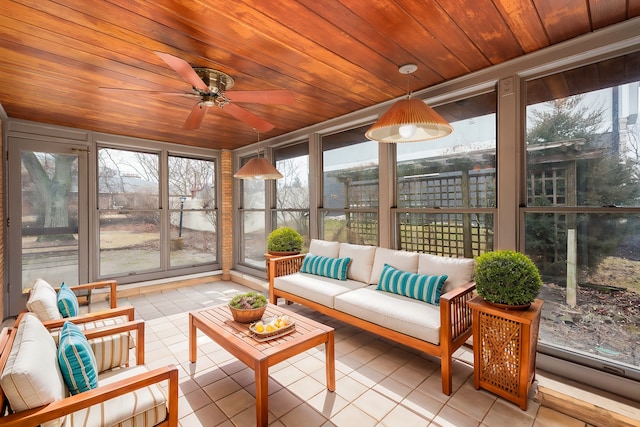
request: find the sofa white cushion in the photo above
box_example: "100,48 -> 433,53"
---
68,365 -> 167,427
418,253 -> 475,293
334,286 -> 441,345
370,248 -> 419,285
0,313 -> 66,427
339,243 -> 377,283
309,239 -> 341,258
26,279 -> 62,321
274,272 -> 368,308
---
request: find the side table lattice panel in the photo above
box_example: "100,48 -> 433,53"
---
468,297 -> 543,410
478,310 -> 522,396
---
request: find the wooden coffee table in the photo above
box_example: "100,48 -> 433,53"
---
189,303 -> 335,426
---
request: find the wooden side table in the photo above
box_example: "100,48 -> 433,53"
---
467,296 -> 543,410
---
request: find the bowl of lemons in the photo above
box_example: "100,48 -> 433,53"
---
250,315 -> 294,340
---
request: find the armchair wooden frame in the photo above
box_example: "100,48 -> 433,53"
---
0,316 -> 178,427
54,279 -> 118,309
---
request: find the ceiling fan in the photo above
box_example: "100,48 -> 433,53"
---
103,51 -> 295,132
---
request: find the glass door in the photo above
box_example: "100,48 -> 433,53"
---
7,138 -> 88,317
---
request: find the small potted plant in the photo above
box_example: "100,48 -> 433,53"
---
474,249 -> 542,309
267,226 -> 303,256
228,291 -> 268,323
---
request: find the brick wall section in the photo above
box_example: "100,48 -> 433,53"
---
220,150 -> 232,280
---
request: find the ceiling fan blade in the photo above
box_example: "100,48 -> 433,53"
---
223,103 -> 275,132
182,103 -> 208,130
224,90 -> 295,105
99,87 -> 199,98
154,51 -> 209,91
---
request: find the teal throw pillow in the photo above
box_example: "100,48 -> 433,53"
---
377,264 -> 448,306
57,283 -> 79,318
58,321 -> 98,395
301,254 -> 351,281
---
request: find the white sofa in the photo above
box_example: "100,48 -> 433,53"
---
269,239 -> 476,395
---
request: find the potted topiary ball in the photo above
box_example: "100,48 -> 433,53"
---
474,249 -> 542,309
228,291 -> 268,323
267,226 -> 303,256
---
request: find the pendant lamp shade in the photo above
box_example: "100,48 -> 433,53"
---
234,157 -> 283,180
365,97 -> 452,143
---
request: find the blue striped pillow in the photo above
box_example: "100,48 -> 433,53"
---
57,283 -> 79,318
301,254 -> 351,281
376,264 -> 448,305
58,321 -> 98,395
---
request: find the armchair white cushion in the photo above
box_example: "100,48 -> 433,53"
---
26,279 -> 63,322
0,313 -> 65,427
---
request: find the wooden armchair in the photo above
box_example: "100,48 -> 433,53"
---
0,313 -> 178,427
26,278 -> 137,371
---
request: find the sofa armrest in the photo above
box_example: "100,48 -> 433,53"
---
55,280 -> 118,309
0,365 -> 179,427
268,254 -> 306,303
439,281 -> 476,343
41,306 -> 135,330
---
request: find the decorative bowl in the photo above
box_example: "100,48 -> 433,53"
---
228,304 -> 266,323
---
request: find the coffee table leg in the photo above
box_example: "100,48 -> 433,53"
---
326,330 -> 336,391
189,313 -> 197,363
255,359 -> 269,427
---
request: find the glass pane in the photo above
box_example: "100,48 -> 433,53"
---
170,210 -> 216,267
168,155 -> 217,267
99,212 -> 160,276
525,213 -> 640,371
323,126 -> 379,209
275,144 -> 309,210
241,210 -> 266,269
167,156 -> 216,208
526,76 -> 640,208
322,211 -> 378,245
397,212 -> 493,257
397,91 -> 497,208
21,152 -> 79,290
97,148 -> 159,210
241,157 -> 265,209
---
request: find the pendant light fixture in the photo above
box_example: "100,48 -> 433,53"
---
233,133 -> 283,180
365,64 -> 452,143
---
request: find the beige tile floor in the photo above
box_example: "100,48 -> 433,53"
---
112,281 -> 590,426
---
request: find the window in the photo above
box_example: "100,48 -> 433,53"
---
273,142 -> 310,249
524,51 -> 640,378
97,147 -> 219,278
97,148 -> 161,276
321,125 -> 378,245
167,155 -> 217,268
395,91 -> 497,257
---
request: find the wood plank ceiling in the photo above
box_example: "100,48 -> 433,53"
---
1,0 -> 639,150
